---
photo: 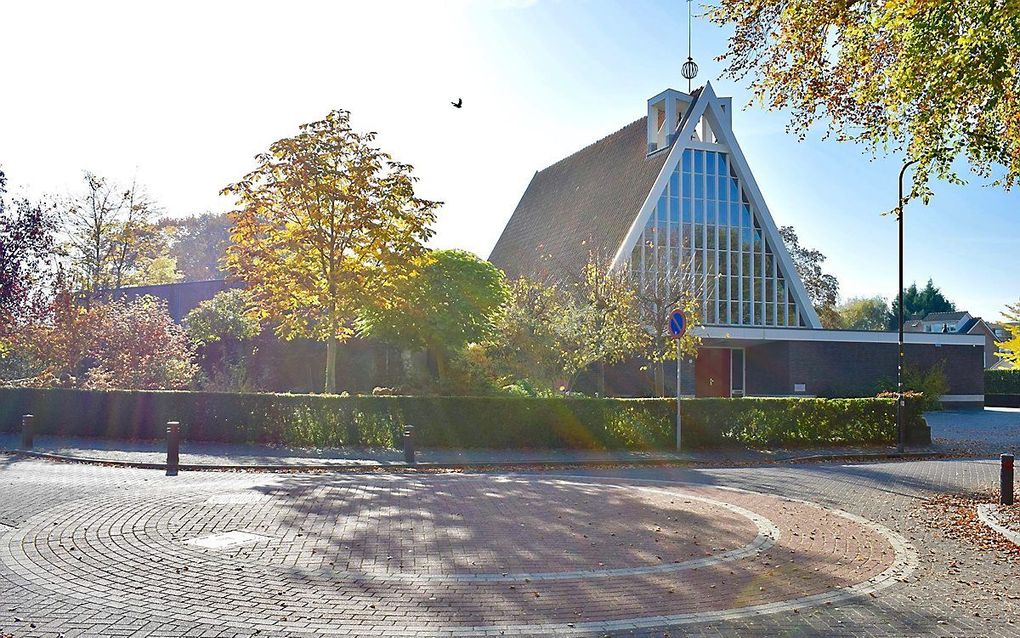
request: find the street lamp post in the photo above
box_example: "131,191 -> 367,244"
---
897,158 -> 918,453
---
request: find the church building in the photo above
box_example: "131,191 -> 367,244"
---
489,82 -> 985,407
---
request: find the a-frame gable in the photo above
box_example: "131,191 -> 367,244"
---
611,82 -> 822,329
611,89 -> 714,269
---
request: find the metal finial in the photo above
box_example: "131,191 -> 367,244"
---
684,0 -> 699,92
682,57 -> 699,82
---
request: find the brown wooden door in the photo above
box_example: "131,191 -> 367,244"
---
695,348 -> 732,397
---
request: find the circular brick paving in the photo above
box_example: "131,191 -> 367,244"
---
0,473 -> 915,635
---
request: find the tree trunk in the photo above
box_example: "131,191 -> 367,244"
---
324,336 -> 337,394
432,347 -> 448,384
598,361 -> 607,396
654,361 -> 665,397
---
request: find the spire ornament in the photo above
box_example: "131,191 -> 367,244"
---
682,0 -> 699,92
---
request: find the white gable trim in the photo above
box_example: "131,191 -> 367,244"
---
610,88 -> 711,269
610,81 -> 822,329
702,87 -> 822,329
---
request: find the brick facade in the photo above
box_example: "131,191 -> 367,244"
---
744,340 -> 984,400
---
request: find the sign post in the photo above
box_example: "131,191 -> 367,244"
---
668,309 -> 687,451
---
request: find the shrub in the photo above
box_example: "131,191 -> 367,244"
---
682,397 -> 925,447
0,389 -> 926,450
876,362 -> 949,411
11,294 -> 198,389
183,289 -> 260,345
184,289 -> 262,392
987,369 -> 1020,395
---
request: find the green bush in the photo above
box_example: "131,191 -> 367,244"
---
0,389 -> 926,450
987,369 -> 1020,395
682,397 -> 924,447
876,362 -> 949,411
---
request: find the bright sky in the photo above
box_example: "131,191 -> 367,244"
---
2,0 -> 1017,320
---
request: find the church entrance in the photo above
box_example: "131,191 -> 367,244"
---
694,348 -> 732,397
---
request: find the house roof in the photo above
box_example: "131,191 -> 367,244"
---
488,116 -> 671,281
903,319 -> 925,332
922,311 -> 968,322
990,358 -> 1016,370
110,279 -> 238,323
959,317 -> 981,334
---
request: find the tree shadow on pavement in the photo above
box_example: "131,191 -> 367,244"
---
178,472 -> 940,632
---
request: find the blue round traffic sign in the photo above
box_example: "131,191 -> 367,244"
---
668,308 -> 687,339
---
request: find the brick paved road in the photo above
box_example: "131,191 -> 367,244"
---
927,407 -> 1020,456
1,455 -> 1018,637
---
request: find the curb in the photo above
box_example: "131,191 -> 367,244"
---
779,451 -> 939,463
976,503 -> 1020,546
0,447 -> 951,473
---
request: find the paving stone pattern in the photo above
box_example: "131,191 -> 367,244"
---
927,408 -> 1020,457
4,454 -> 1020,636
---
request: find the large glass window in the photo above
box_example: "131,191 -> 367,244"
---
629,149 -> 806,327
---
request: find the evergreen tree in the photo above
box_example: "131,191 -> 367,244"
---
887,279 -> 956,329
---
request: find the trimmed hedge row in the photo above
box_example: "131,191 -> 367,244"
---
0,389 -> 927,449
987,369 -> 1020,395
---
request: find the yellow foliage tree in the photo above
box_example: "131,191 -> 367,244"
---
709,0 -> 1020,194
223,110 -> 439,393
999,300 -> 1020,367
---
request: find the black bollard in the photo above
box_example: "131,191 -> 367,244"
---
403,425 -> 415,465
166,421 -> 180,476
20,414 -> 34,450
1002,454 -> 1014,506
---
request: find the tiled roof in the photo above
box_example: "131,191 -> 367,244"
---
488,117 -> 671,281
922,311 -> 968,322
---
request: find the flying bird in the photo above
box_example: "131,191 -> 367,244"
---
451,98 -> 463,108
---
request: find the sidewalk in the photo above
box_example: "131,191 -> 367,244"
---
0,432 -> 940,471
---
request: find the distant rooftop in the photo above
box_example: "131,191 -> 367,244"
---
110,278 -> 238,322
921,311 -> 968,322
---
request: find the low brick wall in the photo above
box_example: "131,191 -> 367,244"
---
987,395 -> 1020,409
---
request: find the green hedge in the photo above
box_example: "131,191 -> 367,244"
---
0,389 -> 926,450
684,397 -> 926,447
987,369 -> 1020,395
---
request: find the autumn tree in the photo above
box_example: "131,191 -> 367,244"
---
83,296 -> 198,389
710,0 -> 1020,196
224,109 -> 439,393
887,279 -> 956,329
560,251 -> 647,395
0,169 -> 58,334
634,264 -> 704,397
836,295 -> 890,331
10,294 -> 197,389
778,226 -> 840,327
61,172 -> 166,294
997,299 -> 1020,367
486,277 -> 570,391
358,249 -> 507,382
